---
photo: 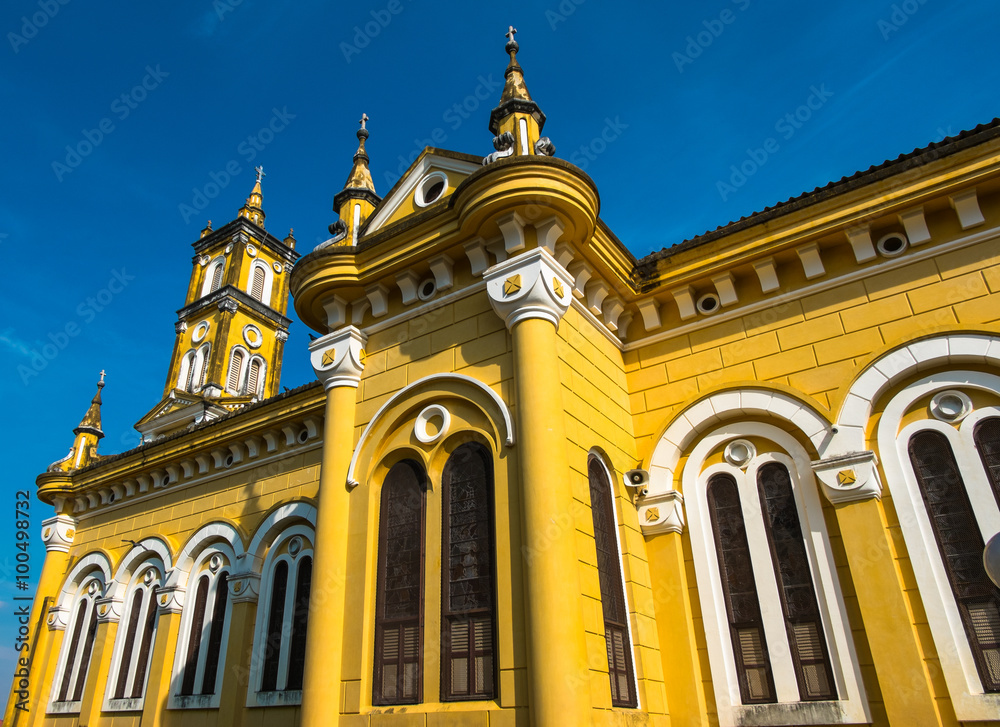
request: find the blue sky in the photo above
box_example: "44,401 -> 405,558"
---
2,0 -> 998,705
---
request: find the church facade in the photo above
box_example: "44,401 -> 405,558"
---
7,29 -> 1000,727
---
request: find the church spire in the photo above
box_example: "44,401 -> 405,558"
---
238,166 -> 266,227
49,372 -> 106,473
331,114 -> 382,247
486,27 -> 553,162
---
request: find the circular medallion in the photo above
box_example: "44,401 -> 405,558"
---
414,404 -> 451,445
724,439 -> 756,468
247,245 -> 257,257
192,320 -> 210,343
288,536 -> 302,557
225,243 -> 233,254
243,325 -> 263,349
209,554 -> 223,573
273,262 -> 283,273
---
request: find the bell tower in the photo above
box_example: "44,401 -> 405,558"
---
136,170 -> 300,440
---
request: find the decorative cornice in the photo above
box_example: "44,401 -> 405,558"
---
178,285 -> 292,328
275,329 -> 289,343
192,217 -> 300,265
484,247 -> 573,330
811,450 -> 882,504
41,515 -> 77,553
309,326 -> 367,390
637,489 -> 685,536
218,298 -> 238,314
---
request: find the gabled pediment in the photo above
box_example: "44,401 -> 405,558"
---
364,148 -> 481,234
134,390 -> 233,441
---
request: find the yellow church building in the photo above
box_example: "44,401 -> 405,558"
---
7,28 -> 1000,727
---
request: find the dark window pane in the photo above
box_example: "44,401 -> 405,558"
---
441,444 -> 496,701
976,418 -> 1000,508
707,472 -> 776,704
114,589 -> 145,699
374,460 -> 425,705
202,571 -> 229,695
910,429 -> 1000,691
260,561 -> 288,692
58,599 -> 88,702
71,600 -> 99,702
588,457 -> 637,708
130,586 -> 159,699
286,557 -> 312,690
181,576 -> 209,696
757,462 -> 837,701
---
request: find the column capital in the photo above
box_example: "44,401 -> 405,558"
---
41,514 -> 77,553
155,585 -> 186,614
811,450 -> 882,504
95,595 -> 124,624
638,489 -> 685,536
228,571 -> 261,604
309,326 -> 368,390
484,247 -> 573,330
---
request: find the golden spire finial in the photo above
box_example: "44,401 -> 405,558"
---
238,167 -> 266,226
500,25 -> 532,103
74,372 -> 106,437
343,113 -> 376,193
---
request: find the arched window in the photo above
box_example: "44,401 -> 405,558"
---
259,555 -> 312,692
975,417 -> 1000,505
246,357 -> 264,397
107,566 -> 161,708
51,575 -> 102,710
227,349 -> 245,393
707,473 -> 775,704
178,566 -> 230,698
756,462 -> 836,700
441,444 -> 496,701
210,262 -> 224,293
374,460 -> 426,705
588,455 -> 638,708
250,265 -> 266,302
178,351 -> 196,392
909,430 -> 1000,691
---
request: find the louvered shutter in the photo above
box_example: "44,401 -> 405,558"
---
441,444 -> 496,701
210,263 -> 224,292
251,266 -> 266,301
588,457 -> 638,707
227,350 -> 244,392
374,461 -> 425,705
910,430 -> 1000,691
247,359 -> 261,396
707,472 -> 777,703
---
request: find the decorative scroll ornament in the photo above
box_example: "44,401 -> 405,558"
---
483,131 -> 516,165
484,247 -> 573,329
811,450 -> 882,504
637,489 -> 685,536
309,326 -> 368,390
534,136 -> 556,156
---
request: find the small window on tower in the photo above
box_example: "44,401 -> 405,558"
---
227,349 -> 245,393
251,266 -> 266,302
210,263 -> 224,293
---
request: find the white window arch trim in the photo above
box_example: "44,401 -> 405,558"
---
177,350 -> 196,391
246,259 -> 274,305
246,355 -> 266,398
589,451 -> 642,709
102,558 -> 165,712
245,523 -> 315,708
877,371 -> 1000,720
168,542 -> 237,709
48,569 -> 107,714
226,345 -> 250,394
202,257 -> 226,297
684,422 -> 869,727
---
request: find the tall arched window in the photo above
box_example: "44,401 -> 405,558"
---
227,349 -> 245,393
259,554 -> 312,692
250,265 -> 266,302
441,444 -> 496,701
210,262 -> 224,292
707,472 -> 775,704
51,576 -> 102,710
374,460 -> 426,705
246,357 -> 263,397
909,430 -> 1000,691
107,566 -> 161,708
588,455 -> 638,708
179,569 -> 229,697
178,351 -> 196,392
756,462 -> 836,700
975,417 -> 1000,504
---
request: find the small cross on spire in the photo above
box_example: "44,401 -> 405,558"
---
505,26 -> 517,44
255,165 -> 265,184
359,113 -> 369,130
99,370 -> 106,384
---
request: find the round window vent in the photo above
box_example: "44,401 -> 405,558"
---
930,389 -> 972,423
876,232 -> 908,258
417,278 -> 437,301
415,172 -> 448,207
696,293 -> 721,315
297,428 -> 309,444
724,439 -> 756,468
